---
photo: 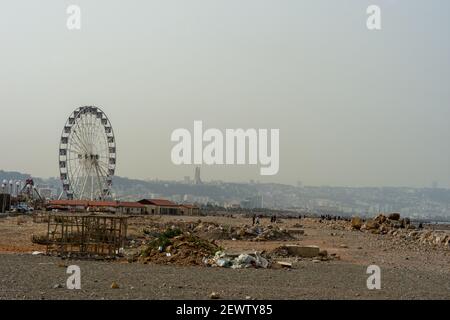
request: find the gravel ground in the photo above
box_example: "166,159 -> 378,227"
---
1,214 -> 449,300
0,253 -> 449,300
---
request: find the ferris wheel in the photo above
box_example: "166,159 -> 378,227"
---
58,106 -> 116,200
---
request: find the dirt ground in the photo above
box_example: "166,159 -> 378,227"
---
0,213 -> 449,300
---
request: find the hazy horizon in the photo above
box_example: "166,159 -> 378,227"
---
1,0 -> 449,188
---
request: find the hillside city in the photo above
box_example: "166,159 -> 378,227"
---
1,169 -> 449,222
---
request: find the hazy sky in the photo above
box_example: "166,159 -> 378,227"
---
0,0 -> 449,187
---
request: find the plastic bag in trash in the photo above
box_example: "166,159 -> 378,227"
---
216,258 -> 232,267
255,252 -> 269,268
234,254 -> 256,268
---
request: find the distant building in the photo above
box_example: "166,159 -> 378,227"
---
138,199 -> 181,215
179,204 -> 200,216
194,166 -> 202,185
138,199 -> 201,215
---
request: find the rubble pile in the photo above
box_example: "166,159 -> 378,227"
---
140,220 -> 297,242
231,225 -> 295,241
137,228 -> 221,266
351,213 -> 450,249
390,229 -> 450,248
318,219 -> 348,231
351,213 -> 415,234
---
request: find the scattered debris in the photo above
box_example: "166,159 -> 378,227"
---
283,245 -> 320,258
210,292 -> 220,299
276,261 -> 292,268
111,281 -> 120,289
141,220 -> 297,242
204,251 -> 270,269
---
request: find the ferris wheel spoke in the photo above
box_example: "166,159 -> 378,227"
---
93,164 -> 106,197
67,148 -> 83,155
72,115 -> 89,150
97,160 -> 112,172
96,165 -> 111,185
79,115 -> 92,153
79,163 -> 93,200
71,128 -> 89,153
70,159 -> 84,188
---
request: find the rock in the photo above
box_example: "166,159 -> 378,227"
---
351,217 -> 363,230
284,245 -> 320,258
210,292 -> 220,299
374,214 -> 387,224
392,222 -> 402,229
276,261 -> 292,268
53,284 -> 63,289
388,213 -> 401,221
111,281 -> 120,289
339,244 -> 348,249
288,229 -> 305,235
379,224 -> 390,233
245,296 -> 252,300
318,250 -> 328,257
365,219 -> 379,230
312,259 -> 320,263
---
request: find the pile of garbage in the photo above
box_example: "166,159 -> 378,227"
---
137,228 -> 221,266
204,251 -> 270,269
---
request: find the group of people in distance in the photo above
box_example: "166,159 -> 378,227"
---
252,214 -> 277,225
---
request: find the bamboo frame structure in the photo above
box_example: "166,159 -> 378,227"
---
46,214 -> 127,258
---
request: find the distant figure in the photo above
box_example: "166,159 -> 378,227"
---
273,215 -> 277,223
252,214 -> 256,226
418,223 -> 423,229
256,216 -> 260,225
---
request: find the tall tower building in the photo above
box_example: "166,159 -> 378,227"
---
194,166 -> 202,185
